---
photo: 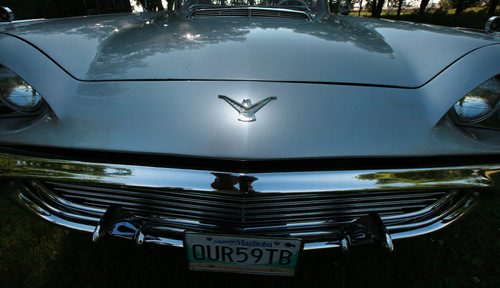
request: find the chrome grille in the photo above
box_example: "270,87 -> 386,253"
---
190,8 -> 310,20
22,180 -> 463,241
250,9 -> 309,19
192,9 -> 249,17
4,153 -> 494,250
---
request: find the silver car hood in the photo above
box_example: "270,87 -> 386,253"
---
2,12 -> 497,87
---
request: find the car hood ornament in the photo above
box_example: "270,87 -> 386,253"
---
218,95 -> 277,122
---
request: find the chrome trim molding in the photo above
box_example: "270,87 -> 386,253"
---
0,7 -> 14,22
187,7 -> 313,21
485,16 -> 500,33
1,153 -> 499,250
0,153 -> 498,192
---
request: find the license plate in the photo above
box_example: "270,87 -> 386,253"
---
185,233 -> 303,276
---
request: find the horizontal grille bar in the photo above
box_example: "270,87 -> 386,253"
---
23,180 -> 460,240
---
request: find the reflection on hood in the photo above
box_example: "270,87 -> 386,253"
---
4,11 -> 497,87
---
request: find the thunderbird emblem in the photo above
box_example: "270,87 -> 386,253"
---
218,95 -> 277,122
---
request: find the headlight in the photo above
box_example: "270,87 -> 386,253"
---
451,75 -> 500,130
452,76 -> 500,123
0,65 -> 44,113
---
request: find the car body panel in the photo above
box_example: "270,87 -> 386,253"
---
1,12 -> 497,88
0,33 -> 499,159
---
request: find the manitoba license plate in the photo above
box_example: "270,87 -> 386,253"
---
185,233 -> 303,276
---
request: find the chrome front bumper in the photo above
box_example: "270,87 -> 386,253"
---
1,153 -> 499,251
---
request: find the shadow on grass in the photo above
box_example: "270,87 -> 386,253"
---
1,190 -> 499,287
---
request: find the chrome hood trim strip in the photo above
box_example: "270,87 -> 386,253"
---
0,153 -> 498,193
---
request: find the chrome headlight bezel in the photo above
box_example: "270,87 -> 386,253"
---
0,64 -> 46,116
450,75 -> 500,131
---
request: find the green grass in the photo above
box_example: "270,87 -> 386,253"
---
1,181 -> 500,287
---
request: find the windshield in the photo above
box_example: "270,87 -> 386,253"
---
177,0 -> 328,17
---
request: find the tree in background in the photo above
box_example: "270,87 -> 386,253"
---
385,0 -> 406,16
419,0 -> 431,14
396,0 -> 404,16
455,0 -> 474,14
328,0 -> 340,13
370,0 -> 385,17
487,0 -> 498,16
137,0 -> 173,11
439,0 -> 483,15
0,0 -> 135,19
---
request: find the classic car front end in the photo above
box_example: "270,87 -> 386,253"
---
0,0 -> 499,276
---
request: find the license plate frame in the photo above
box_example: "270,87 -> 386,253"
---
185,232 -> 303,276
